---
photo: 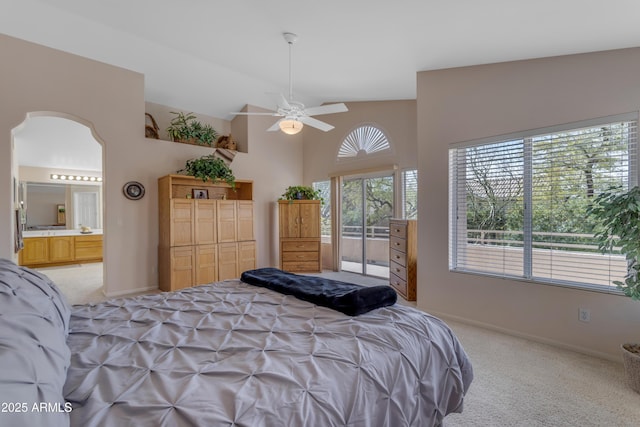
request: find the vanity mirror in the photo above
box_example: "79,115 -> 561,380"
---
22,182 -> 102,231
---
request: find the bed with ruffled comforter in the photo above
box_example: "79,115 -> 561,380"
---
0,260 -> 473,427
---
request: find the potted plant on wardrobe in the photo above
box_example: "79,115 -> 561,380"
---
179,155 -> 236,189
280,185 -> 323,203
588,186 -> 640,393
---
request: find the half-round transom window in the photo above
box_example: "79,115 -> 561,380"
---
338,125 -> 390,159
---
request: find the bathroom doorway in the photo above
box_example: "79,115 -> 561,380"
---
12,113 -> 105,302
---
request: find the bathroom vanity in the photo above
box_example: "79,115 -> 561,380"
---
19,229 -> 103,268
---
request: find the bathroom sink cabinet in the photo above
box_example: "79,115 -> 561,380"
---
19,234 -> 103,267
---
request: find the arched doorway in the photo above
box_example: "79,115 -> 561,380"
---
12,112 -> 105,303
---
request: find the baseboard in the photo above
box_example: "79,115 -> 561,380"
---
429,310 -> 622,364
103,285 -> 159,299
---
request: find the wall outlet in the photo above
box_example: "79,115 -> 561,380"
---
579,308 -> 591,323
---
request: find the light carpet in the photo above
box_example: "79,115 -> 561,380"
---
444,319 -> 640,426
35,263 -> 640,426
35,262 -> 106,305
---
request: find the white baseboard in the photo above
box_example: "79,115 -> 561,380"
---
429,310 -> 622,364
103,285 -> 159,299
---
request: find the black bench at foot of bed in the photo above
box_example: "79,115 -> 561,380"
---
240,267 -> 397,316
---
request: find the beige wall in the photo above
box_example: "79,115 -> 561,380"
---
302,100 -> 416,271
232,106 -> 304,268
302,100 -> 417,183
0,34 -> 302,296
417,47 -> 640,360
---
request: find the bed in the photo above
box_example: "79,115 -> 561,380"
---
0,259 -> 473,427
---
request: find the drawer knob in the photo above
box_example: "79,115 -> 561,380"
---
396,268 -> 400,272
395,242 -> 400,246
395,229 -> 400,232
395,255 -> 400,259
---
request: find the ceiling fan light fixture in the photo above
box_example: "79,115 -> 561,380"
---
279,119 -> 303,135
230,31 -> 348,133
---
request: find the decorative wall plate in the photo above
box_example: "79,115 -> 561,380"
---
123,181 -> 145,200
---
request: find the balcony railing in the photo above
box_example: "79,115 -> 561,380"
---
460,229 -> 626,287
323,225 -> 625,287
341,225 -> 390,239
467,229 -> 617,253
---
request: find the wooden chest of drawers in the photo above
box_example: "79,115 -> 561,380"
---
281,239 -> 321,272
388,219 -> 417,301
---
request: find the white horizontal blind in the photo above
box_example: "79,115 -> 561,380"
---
313,181 -> 331,241
449,140 -> 525,277
449,117 -> 637,291
402,169 -> 418,219
529,121 -> 637,287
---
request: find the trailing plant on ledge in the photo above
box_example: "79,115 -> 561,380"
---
179,155 -> 236,189
587,186 -> 640,300
167,111 -> 218,146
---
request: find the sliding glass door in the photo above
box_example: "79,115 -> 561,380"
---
341,174 -> 394,277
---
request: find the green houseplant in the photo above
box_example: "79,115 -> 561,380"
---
588,185 -> 640,393
588,186 -> 640,300
280,185 -> 323,203
179,155 -> 236,188
166,111 -> 218,146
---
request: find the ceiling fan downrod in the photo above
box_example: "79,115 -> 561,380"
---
283,32 -> 297,103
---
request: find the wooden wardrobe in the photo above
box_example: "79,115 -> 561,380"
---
278,200 -> 321,273
158,174 -> 255,291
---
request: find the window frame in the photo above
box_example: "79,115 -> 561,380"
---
401,168 -> 418,220
312,180 -> 332,242
448,113 -> 638,294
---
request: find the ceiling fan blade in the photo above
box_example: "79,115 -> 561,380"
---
266,92 -> 291,110
267,118 -> 284,132
299,116 -> 335,132
303,103 -> 348,116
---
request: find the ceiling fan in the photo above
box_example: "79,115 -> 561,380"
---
231,32 -> 348,135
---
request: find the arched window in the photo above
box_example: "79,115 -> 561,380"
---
338,125 -> 390,159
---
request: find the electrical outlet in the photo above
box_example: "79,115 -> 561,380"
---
579,308 -> 591,323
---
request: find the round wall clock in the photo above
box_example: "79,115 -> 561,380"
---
123,181 -> 145,200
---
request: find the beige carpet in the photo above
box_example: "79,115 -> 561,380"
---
444,320 -> 640,426
36,262 -> 106,305
36,264 -> 640,425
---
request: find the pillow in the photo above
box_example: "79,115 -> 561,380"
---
0,258 -> 71,427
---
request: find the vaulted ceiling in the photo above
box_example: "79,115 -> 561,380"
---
4,0 -> 640,121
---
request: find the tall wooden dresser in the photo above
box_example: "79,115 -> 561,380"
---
158,174 -> 255,291
388,218 -> 417,301
278,200 -> 321,273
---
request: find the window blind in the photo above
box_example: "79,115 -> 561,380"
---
313,181 -> 331,240
449,116 -> 637,292
402,169 -> 418,219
